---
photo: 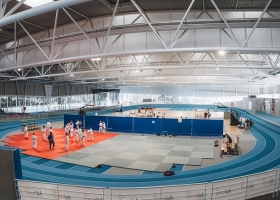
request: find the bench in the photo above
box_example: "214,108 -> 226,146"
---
21,119 -> 40,131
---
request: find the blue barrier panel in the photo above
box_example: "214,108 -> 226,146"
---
193,119 -> 223,137
85,116 -> 108,130
64,114 -> 83,128
162,118 -> 192,136
134,117 -> 162,134
107,116 -> 133,133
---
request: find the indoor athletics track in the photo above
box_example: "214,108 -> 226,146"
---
1,104 -> 280,188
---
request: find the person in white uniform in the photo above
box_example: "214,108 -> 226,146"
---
32,133 -> 37,149
49,127 -> 53,135
24,125 -> 28,139
81,129 -> 86,146
70,127 -> 74,138
102,121 -> 106,134
88,126 -> 94,141
99,121 -> 103,133
75,128 -> 80,142
65,133 -> 69,151
46,120 -> 51,133
69,121 -> 73,129
42,125 -> 46,141
65,123 -> 69,132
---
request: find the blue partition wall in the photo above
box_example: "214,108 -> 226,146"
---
162,119 -> 192,136
85,116 -> 108,130
107,116 -> 133,133
193,119 -> 223,137
64,115 -> 223,137
134,118 -> 162,134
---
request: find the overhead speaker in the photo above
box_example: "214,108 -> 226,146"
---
248,95 -> 256,98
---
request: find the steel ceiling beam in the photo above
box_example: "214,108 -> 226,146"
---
1,20 -> 280,57
1,47 -> 280,72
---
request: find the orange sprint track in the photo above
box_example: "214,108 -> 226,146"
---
2,128 -> 118,159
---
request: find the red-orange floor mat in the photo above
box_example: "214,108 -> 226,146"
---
3,128 -> 118,159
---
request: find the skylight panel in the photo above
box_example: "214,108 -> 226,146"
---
21,0 -> 54,8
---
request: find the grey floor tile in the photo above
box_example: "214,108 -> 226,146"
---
107,145 -> 131,151
145,149 -> 170,156
152,144 -> 174,150
172,145 -> 194,151
176,140 -> 188,145
116,141 -> 138,147
77,148 -> 102,154
145,136 -> 161,140
81,155 -> 112,163
158,138 -> 178,144
61,152 -> 91,160
193,146 -> 205,152
133,143 -> 155,149
94,150 -> 122,157
104,158 -> 135,168
128,161 -> 160,171
98,140 -> 120,145
168,150 -> 192,157
191,151 -> 214,159
130,135 -> 148,140
115,152 -> 142,160
162,156 -> 189,164
89,143 -> 111,149
154,163 -> 173,172
187,157 -> 202,166
137,154 -> 165,162
195,140 -> 214,146
125,147 -> 149,154
139,139 -> 159,144
184,139 -> 197,146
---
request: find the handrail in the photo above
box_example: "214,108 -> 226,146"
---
15,166 -> 280,200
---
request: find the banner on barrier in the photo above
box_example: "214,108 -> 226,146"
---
246,170 -> 277,199
211,176 -> 247,200
161,183 -> 208,200
111,187 -> 161,200
17,180 -> 57,200
58,184 -> 104,200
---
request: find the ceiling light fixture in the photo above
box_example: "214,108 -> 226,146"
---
216,67 -> 220,71
102,78 -> 105,81
70,74 -> 74,76
218,51 -> 226,55
17,68 -> 22,71
91,57 -> 101,61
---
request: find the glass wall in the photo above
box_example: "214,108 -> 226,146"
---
119,93 -> 246,106
0,94 -> 95,113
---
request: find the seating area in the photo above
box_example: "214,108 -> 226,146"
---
21,119 -> 40,131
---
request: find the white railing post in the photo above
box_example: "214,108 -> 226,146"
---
57,183 -> 59,200
210,182 -> 213,200
272,169 -> 278,199
245,176 -> 249,199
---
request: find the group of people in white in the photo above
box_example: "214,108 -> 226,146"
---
128,108 -> 167,118
24,120 -> 53,150
24,119 -> 107,152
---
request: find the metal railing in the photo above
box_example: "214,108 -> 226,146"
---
0,113 -> 49,122
16,167 -> 280,200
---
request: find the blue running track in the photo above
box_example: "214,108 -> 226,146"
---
1,104 -> 280,188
